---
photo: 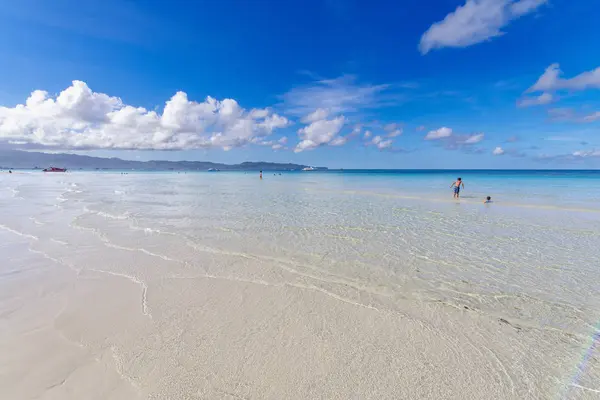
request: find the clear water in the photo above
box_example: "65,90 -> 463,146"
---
1,170 -> 599,398
3,170 -> 600,327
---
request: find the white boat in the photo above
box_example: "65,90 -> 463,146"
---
302,166 -> 316,171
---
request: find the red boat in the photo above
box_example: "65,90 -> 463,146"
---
43,167 -> 67,172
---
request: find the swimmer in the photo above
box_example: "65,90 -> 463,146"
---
484,196 -> 492,203
450,177 -> 464,199
259,170 -> 263,179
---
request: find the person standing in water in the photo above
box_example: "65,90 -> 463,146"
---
450,177 -> 464,199
259,170 -> 263,179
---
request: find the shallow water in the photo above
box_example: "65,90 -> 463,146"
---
1,170 -> 599,399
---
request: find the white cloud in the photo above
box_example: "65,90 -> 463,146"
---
583,112 -> 600,122
301,108 -> 329,123
493,146 -> 505,155
424,128 -> 485,150
462,133 -> 484,144
528,64 -> 600,93
573,149 -> 600,158
378,140 -> 393,149
387,129 -> 403,138
447,133 -> 485,149
509,0 -> 547,16
372,135 -> 393,150
249,108 -> 270,119
281,75 -> 392,116
286,75 -> 398,152
384,123 -> 403,137
294,116 -> 345,152
0,81 -> 289,150
330,136 -> 348,146
419,0 -> 547,54
425,127 -> 452,140
258,114 -> 290,133
261,136 -> 288,150
517,92 -> 555,107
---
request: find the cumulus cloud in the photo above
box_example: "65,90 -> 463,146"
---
285,75 -> 400,151
301,108 -> 329,123
419,0 -> 547,54
493,146 -> 505,155
294,116 -> 346,152
425,127 -> 453,140
509,0 -> 547,16
0,81 -> 290,151
517,92 -> 555,107
330,136 -> 348,146
528,64 -> 600,93
372,135 -> 393,150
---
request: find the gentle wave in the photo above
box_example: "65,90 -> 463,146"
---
88,268 -> 151,318
0,224 -> 39,240
83,206 -> 132,221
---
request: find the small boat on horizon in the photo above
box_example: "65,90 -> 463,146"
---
302,166 -> 316,171
43,167 -> 67,172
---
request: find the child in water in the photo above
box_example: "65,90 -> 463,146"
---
450,177 -> 464,199
484,196 -> 492,203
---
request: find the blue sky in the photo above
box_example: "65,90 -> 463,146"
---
0,0 -> 599,168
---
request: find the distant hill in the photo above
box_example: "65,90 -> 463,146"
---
0,150 -> 324,171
